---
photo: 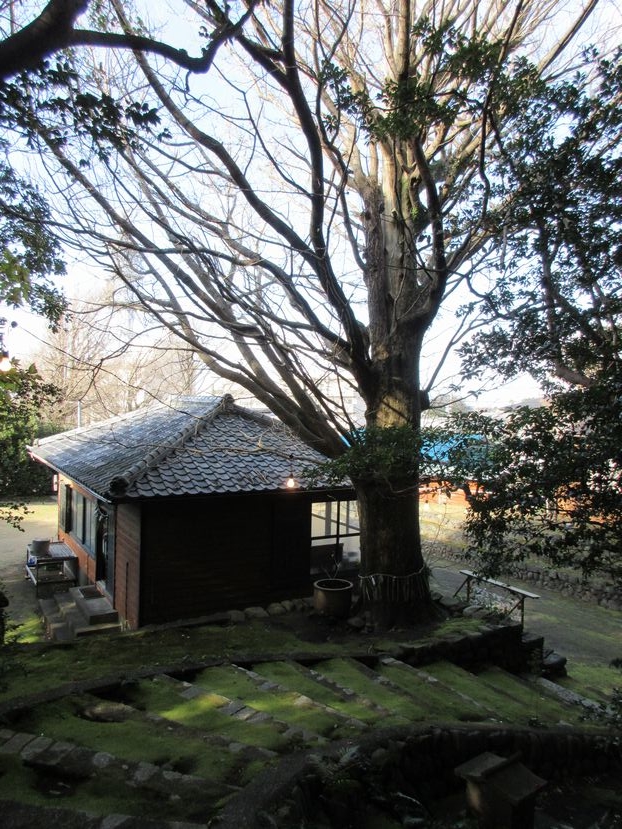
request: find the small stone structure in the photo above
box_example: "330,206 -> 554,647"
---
455,751 -> 546,829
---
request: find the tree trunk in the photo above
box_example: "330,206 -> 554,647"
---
355,475 -> 433,627
352,322 -> 435,626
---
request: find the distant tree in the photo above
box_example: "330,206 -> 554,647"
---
449,390 -> 622,585
0,366 -> 59,528
34,288 -> 199,428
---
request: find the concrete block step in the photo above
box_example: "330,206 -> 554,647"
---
38,597 -> 59,618
55,591 -> 79,616
39,588 -> 122,641
73,621 -> 123,637
47,620 -> 74,642
69,586 -> 119,625
64,606 -> 91,633
38,598 -> 73,642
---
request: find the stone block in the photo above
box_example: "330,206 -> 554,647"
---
244,606 -> 269,619
132,761 -> 158,785
92,751 -> 116,769
20,735 -> 53,761
267,602 -> 287,616
0,732 -> 36,755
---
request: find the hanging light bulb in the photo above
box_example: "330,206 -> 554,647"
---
285,453 -> 299,489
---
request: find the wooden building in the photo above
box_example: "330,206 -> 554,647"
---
30,395 -> 358,629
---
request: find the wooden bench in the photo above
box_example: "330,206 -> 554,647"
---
455,569 -> 540,627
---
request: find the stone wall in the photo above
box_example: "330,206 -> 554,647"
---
510,564 -> 622,611
393,619 -> 542,676
270,723 -> 620,828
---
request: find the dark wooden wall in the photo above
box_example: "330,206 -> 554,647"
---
138,492 -> 311,626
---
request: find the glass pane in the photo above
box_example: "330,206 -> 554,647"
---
338,500 -> 359,535
311,502 -> 327,538
311,500 -> 360,540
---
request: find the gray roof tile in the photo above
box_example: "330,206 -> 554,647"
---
30,395 -> 335,500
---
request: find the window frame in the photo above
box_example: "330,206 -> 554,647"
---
67,487 -> 98,557
311,499 -> 360,545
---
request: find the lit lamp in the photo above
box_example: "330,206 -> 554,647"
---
285,453 -> 299,489
0,318 -> 13,372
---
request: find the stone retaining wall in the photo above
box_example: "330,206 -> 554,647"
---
268,724 -> 620,828
510,564 -> 622,610
394,619 -> 542,675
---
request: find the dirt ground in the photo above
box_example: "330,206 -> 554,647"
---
0,497 -> 58,627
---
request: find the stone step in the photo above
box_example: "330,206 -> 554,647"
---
423,661 -> 536,719
299,662 -> 396,718
60,691 -> 280,788
380,657 -> 497,721
153,673 -> 318,741
313,658 -> 420,724
231,663 -> 367,729
38,598 -> 74,642
0,727 -> 232,808
39,588 -> 122,641
46,620 -> 74,642
73,620 -> 124,637
192,665 -> 342,740
476,665 -> 585,723
254,660 -> 388,725
529,676 -> 605,714
55,591 -> 79,616
69,586 -> 120,625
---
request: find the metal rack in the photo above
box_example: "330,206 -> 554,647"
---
25,542 -> 78,597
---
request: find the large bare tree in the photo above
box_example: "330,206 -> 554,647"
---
7,0 -> 605,623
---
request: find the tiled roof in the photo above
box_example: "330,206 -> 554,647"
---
30,396 -> 334,500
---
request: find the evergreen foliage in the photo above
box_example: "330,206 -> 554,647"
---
0,366 -> 58,528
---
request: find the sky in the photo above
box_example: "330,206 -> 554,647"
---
2,0 -> 619,412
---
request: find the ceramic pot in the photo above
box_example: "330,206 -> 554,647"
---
313,578 -> 353,618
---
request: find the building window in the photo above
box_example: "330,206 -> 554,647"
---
59,484 -> 72,532
71,491 -> 83,540
70,490 -> 97,556
311,499 -> 360,570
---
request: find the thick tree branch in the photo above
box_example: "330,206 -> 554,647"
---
0,0 -> 254,81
